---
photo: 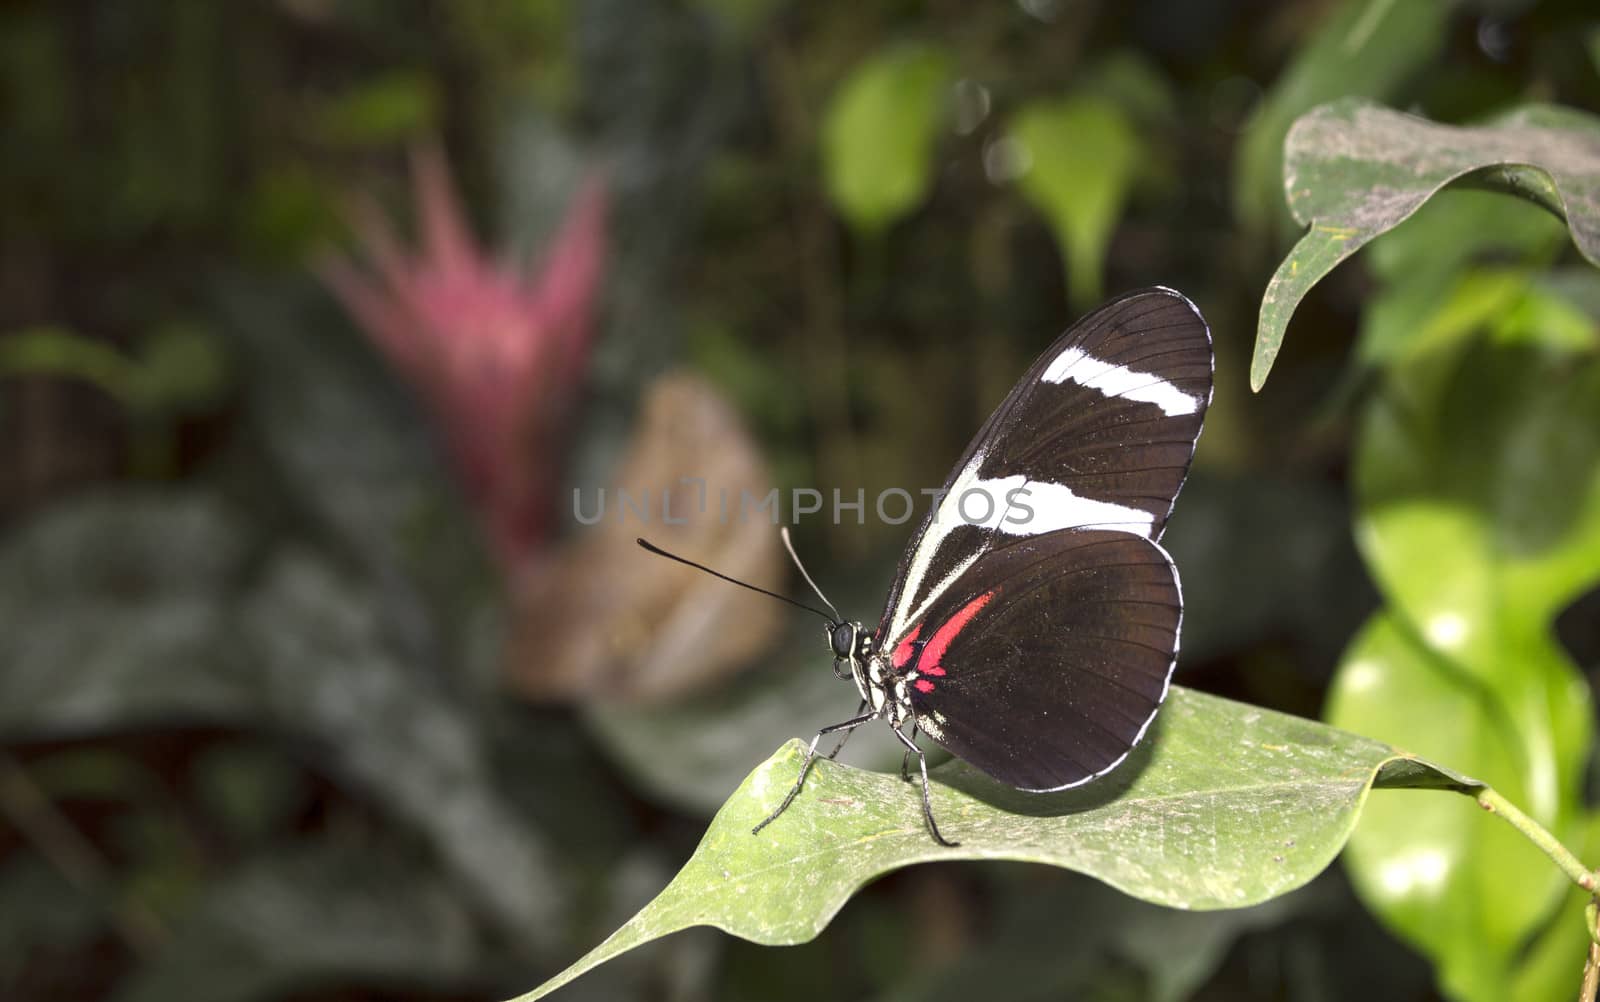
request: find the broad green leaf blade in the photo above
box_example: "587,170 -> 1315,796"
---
821,44 -> 951,234
1009,96 -> 1140,308
1330,342 -> 1600,1000
1328,615 -> 1571,1002
511,687 -> 1471,1001
1233,0 -> 1450,235
1357,344 -> 1600,718
1252,98 -> 1600,390
218,280 -> 489,594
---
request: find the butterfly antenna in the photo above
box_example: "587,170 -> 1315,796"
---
780,527 -> 844,623
636,538 -> 836,623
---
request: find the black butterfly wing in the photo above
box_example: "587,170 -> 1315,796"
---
891,529 -> 1181,791
877,288 -> 1211,646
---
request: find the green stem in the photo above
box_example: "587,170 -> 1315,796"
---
1474,787 -> 1596,892
1470,788 -> 1600,1000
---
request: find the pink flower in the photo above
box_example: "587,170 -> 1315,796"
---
319,147 -> 607,569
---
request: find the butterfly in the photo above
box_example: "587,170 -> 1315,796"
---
642,287 -> 1212,845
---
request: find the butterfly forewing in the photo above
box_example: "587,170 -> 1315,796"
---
880,288 -> 1211,642
896,530 -> 1182,790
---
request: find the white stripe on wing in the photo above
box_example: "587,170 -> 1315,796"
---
1041,347 -> 1200,416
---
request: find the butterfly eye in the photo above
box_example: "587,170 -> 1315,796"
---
829,622 -> 857,660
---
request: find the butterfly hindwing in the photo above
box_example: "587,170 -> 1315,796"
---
895,529 -> 1182,791
880,288 -> 1211,643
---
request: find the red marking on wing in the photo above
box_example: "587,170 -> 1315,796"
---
914,679 -> 936,694
916,591 -> 994,678
891,624 -> 922,669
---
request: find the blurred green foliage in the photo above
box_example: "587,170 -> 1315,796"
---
1232,0 -> 1451,237
822,43 -> 952,236
1009,95 -> 1142,307
2,2 -> 1600,1002
1330,342 -> 1600,999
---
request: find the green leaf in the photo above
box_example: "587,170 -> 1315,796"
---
1327,616 -> 1574,1002
1233,0 -> 1451,235
0,327 -> 141,402
821,44 -> 951,235
1328,343 -> 1600,1000
239,552 -> 568,943
312,71 -> 439,148
0,490 -> 251,733
510,687 -> 1476,1001
1076,52 -> 1177,130
1363,265 -> 1600,367
1357,344 -> 1600,681
217,279 -> 492,613
1009,96 -> 1140,308
0,324 -> 228,414
1252,98 -> 1600,390
132,323 -> 229,412
1492,272 -> 1600,350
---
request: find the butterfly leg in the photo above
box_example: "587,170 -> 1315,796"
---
825,700 -> 869,760
892,725 -> 958,847
752,711 -> 877,836
898,722 -> 921,782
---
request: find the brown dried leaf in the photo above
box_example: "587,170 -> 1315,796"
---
507,372 -> 783,703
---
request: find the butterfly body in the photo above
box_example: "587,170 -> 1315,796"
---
751,287 -> 1213,845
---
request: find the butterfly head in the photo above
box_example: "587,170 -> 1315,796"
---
829,621 -> 859,661
826,619 -> 876,700
825,617 -> 864,672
